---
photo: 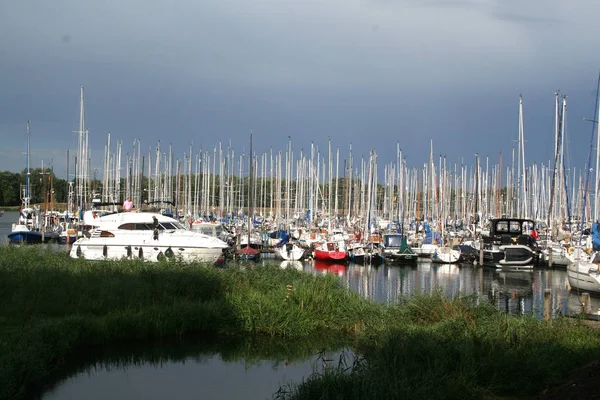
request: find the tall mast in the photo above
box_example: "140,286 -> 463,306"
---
335,146 -> 339,224
248,130 -> 253,246
25,121 -> 31,205
594,71 -> 600,222
328,137 -> 332,232
76,85 -> 85,210
475,154 -> 479,233
498,152 -> 502,217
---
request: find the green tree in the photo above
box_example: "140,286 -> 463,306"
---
0,171 -> 21,206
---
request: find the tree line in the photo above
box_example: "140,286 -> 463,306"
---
0,169 -> 69,206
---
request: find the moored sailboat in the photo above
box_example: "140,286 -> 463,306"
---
8,122 -> 61,244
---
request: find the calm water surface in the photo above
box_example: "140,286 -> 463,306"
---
2,210 -> 596,399
0,211 -> 16,244
43,348 -> 344,400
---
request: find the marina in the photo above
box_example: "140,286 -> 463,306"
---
0,211 -> 595,320
3,2 -> 600,397
3,89 -> 600,279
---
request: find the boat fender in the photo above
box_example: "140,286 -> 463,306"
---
568,247 -> 574,254
157,251 -> 164,261
138,247 -> 144,259
103,245 -> 108,257
126,246 -> 132,258
76,245 -> 82,258
165,247 -> 174,258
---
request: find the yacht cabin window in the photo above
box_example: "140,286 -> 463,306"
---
118,221 -> 184,231
496,221 -> 509,233
509,221 -> 521,233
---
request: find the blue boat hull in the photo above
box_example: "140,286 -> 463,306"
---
8,230 -> 59,244
8,231 -> 44,244
58,235 -> 77,245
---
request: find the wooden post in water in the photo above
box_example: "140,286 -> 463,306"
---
479,239 -> 484,266
543,288 -> 552,320
581,292 -> 592,315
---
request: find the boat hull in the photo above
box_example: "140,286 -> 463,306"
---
567,262 -> 600,294
411,244 -> 438,257
314,249 -> 347,262
8,230 -> 58,244
383,249 -> 418,264
431,248 -> 460,264
540,247 -> 571,268
71,240 -> 225,263
274,244 -> 305,261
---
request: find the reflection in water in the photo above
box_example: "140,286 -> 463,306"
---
291,259 -> 577,320
280,260 -> 304,271
313,260 -> 346,276
43,335 -> 350,400
567,291 -> 600,320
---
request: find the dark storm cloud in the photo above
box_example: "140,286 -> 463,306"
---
0,0 -> 599,177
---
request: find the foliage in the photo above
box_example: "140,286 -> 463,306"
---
1,247 -> 599,400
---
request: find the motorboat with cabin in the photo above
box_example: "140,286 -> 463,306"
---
70,210 -> 229,263
482,218 -> 540,269
382,233 -> 418,265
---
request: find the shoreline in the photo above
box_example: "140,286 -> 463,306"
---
1,246 -> 599,400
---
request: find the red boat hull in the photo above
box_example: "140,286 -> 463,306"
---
314,260 -> 346,275
314,249 -> 347,262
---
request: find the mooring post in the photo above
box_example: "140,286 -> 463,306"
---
479,239 -> 484,266
543,288 -> 552,321
581,292 -> 592,315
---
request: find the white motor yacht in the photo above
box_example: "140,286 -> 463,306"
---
70,211 -> 229,263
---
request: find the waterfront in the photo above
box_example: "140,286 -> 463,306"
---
0,210 -> 580,318
2,210 -> 597,399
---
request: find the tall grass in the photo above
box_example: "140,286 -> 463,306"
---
279,293 -> 600,400
1,245 -> 600,400
0,245 -> 368,399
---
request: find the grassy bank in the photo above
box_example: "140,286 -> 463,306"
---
0,245 -> 373,399
279,300 -> 600,399
1,245 -> 599,400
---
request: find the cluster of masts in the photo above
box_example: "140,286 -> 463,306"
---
65,85 -> 600,236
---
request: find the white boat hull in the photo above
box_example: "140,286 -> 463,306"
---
541,246 -> 571,267
431,248 -> 460,264
71,240 -> 224,263
567,262 -> 600,294
274,243 -> 306,261
412,243 -> 438,257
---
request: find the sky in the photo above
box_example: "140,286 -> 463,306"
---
1,0 -> 600,180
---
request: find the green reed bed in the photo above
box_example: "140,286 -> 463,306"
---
2,245 -> 600,400
0,245 -> 373,399
280,293 -> 600,400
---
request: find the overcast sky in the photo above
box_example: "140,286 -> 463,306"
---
1,0 -> 599,179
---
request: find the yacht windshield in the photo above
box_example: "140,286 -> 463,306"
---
160,222 -> 182,230
385,235 -> 404,247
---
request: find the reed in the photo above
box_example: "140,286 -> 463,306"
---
279,294 -> 600,400
2,246 -> 599,400
0,245 -> 369,399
